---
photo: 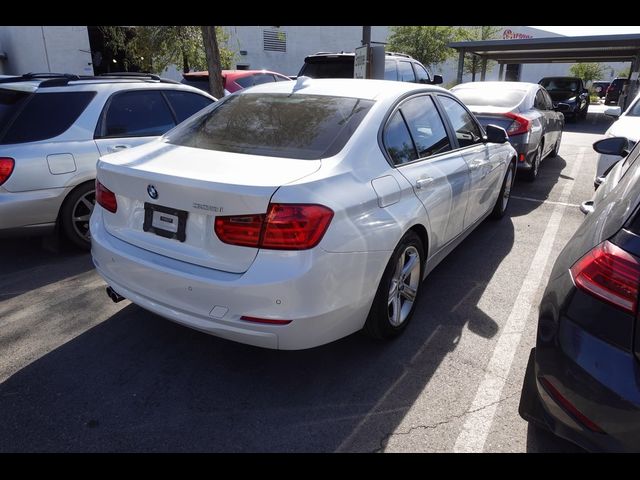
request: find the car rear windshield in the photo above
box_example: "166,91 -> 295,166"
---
0,88 -> 31,133
452,87 -> 527,108
166,93 -> 374,160
0,91 -> 96,144
299,58 -> 354,78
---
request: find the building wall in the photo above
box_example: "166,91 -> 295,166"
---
222,25 -> 629,85
0,26 -> 94,76
224,26 -> 389,76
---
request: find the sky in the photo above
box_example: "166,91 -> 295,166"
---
530,26 -> 640,36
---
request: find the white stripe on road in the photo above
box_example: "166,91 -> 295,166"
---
453,147 -> 586,452
510,195 -> 580,209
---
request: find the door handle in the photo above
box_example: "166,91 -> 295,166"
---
416,177 -> 433,189
109,144 -> 130,152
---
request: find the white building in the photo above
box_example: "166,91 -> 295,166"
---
0,26 -> 94,76
223,26 -> 628,83
0,25 -> 627,85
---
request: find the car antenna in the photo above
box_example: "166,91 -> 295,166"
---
292,76 -> 312,92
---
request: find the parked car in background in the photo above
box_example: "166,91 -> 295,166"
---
91,78 -> 516,350
594,90 -> 640,187
538,76 -> 589,121
0,73 -> 216,249
298,51 -> 443,85
605,77 -> 629,105
519,137 -> 640,452
451,81 -> 564,181
592,80 -> 610,98
181,69 -> 292,96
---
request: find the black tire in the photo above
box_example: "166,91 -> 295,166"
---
60,181 -> 95,251
491,160 -> 516,220
524,145 -> 542,182
363,231 -> 424,340
548,131 -> 562,158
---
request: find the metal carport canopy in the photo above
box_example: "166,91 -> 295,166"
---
448,33 -> 640,83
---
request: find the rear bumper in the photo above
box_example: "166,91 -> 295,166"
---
0,186 -> 67,235
91,211 -> 390,350
521,317 -> 640,452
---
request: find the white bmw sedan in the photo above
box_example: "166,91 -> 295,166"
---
91,78 -> 516,350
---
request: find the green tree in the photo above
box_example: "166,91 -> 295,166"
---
99,26 -> 235,74
617,67 -> 631,78
569,63 -> 605,83
386,26 -> 460,70
458,26 -> 502,81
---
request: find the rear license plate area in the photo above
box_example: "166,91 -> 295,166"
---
143,202 -> 188,242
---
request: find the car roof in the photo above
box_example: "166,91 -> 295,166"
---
305,51 -> 415,60
0,73 -> 216,98
239,77 -> 448,101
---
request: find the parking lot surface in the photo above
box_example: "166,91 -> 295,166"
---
0,106 -> 613,452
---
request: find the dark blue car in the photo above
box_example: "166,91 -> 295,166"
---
519,136 -> 640,452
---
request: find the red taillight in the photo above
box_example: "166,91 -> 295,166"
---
570,240 -> 640,314
95,179 -> 117,213
0,157 -> 15,186
539,377 -> 604,433
240,316 -> 292,325
504,112 -> 531,137
215,203 -> 334,250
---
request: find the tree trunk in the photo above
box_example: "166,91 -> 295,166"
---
201,26 -> 224,99
182,49 -> 190,74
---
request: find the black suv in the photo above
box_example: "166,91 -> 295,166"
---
539,76 -> 590,121
298,51 -> 443,84
605,77 -> 629,105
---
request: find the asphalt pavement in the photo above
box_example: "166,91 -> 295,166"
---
0,105 -> 613,452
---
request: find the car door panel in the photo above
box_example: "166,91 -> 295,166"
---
383,95 -> 470,254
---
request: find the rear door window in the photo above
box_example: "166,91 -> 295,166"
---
401,95 -> 451,157
383,111 -> 417,165
1,91 -> 96,144
99,90 -> 176,138
164,90 -> 214,123
0,88 -> 30,134
438,95 -> 483,148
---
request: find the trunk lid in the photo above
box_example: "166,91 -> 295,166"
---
467,106 -> 515,131
97,140 -> 321,273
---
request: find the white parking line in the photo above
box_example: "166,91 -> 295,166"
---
453,147 -> 586,452
510,195 -> 580,209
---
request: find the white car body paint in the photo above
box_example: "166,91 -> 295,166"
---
91,79 -> 516,350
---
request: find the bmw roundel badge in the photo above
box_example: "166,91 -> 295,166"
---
147,185 -> 158,200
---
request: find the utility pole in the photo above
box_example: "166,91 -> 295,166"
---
362,26 -> 371,46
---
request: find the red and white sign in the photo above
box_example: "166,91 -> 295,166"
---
503,29 -> 533,40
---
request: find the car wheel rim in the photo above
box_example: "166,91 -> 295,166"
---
502,164 -> 514,211
533,148 -> 540,176
388,245 -> 420,327
71,189 -> 95,242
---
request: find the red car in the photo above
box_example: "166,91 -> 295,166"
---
182,69 -> 292,95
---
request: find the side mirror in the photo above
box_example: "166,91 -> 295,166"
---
582,88 -> 589,95
484,124 -> 508,144
593,136 -> 629,157
604,106 -> 622,119
430,74 -> 443,85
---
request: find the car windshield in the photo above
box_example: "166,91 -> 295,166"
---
452,86 -> 527,108
0,88 -> 30,131
539,78 -> 579,92
165,93 -> 374,160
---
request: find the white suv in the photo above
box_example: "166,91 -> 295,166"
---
0,73 -> 216,249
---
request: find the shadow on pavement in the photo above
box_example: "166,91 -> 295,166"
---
0,236 -> 93,302
0,216 -> 515,452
